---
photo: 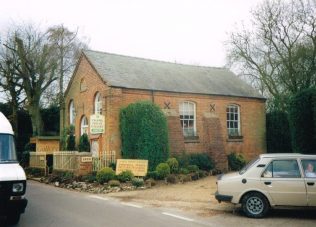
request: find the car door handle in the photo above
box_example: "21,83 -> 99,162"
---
264,181 -> 271,185
307,182 -> 315,186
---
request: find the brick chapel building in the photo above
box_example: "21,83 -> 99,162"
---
63,50 -> 266,170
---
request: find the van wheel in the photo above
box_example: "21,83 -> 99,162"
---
241,192 -> 269,218
7,213 -> 21,225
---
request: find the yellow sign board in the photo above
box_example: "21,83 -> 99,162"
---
116,159 -> 148,177
90,114 -> 105,134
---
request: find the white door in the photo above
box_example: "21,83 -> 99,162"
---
91,140 -> 99,158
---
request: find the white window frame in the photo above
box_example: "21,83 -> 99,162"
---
226,104 -> 241,137
80,116 -> 89,136
94,92 -> 102,115
179,101 -> 196,137
69,100 -> 75,125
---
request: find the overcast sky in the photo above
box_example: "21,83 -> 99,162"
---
0,0 -> 263,67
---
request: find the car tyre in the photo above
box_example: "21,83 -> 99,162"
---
7,213 -> 21,225
241,192 -> 269,218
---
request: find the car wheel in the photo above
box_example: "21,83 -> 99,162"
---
7,213 -> 21,225
241,192 -> 269,218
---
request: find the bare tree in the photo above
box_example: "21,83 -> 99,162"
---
10,25 -> 58,135
47,24 -> 88,133
227,0 -> 316,111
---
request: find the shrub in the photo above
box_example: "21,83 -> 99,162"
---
198,170 -> 208,178
25,167 -> 44,177
156,163 -> 170,179
117,170 -> 134,182
227,152 -> 247,171
146,171 -> 160,180
109,180 -> 121,187
120,101 -> 170,171
189,153 -> 214,171
166,174 -> 178,184
78,133 -> 90,152
166,158 -> 179,173
96,167 -> 116,184
289,88 -> 316,154
179,168 -> 190,175
175,152 -> 190,168
266,111 -> 292,153
187,165 -> 199,173
67,125 -> 76,151
132,178 -> 145,187
82,174 -> 96,183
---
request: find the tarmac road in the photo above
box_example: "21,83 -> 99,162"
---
5,181 -> 316,227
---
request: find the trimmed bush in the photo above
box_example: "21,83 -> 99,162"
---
227,152 -> 246,171
289,88 -> 316,154
96,167 -> 116,184
66,125 -> 76,151
120,101 -> 170,170
82,174 -> 96,183
78,133 -> 90,152
266,111 -> 292,153
175,152 -> 190,168
166,158 -> 179,174
132,178 -> 145,187
189,153 -> 214,171
117,170 -> 134,182
156,163 -> 170,179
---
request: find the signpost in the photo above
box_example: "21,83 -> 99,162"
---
116,159 -> 148,177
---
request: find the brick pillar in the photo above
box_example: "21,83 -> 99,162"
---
162,109 -> 185,155
203,112 -> 228,171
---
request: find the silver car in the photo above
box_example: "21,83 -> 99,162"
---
215,153 -> 316,218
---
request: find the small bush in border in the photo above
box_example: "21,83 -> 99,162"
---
187,165 -> 199,173
96,167 -> 116,184
227,152 -> 247,171
166,174 -> 178,184
166,158 -> 179,174
132,178 -> 145,187
156,163 -> 170,179
179,168 -> 190,175
117,170 -> 134,182
146,171 -> 160,180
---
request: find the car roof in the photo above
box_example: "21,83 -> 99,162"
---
259,153 -> 316,159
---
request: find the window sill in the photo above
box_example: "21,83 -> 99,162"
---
184,136 -> 200,143
227,136 -> 243,142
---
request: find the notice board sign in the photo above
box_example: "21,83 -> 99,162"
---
90,114 -> 105,134
116,159 -> 148,177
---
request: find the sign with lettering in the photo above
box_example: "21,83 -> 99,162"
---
90,114 -> 105,134
116,159 -> 148,177
81,157 -> 92,163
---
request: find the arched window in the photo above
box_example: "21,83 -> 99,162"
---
179,101 -> 196,137
69,100 -> 75,125
80,116 -> 89,135
94,92 -> 102,115
226,104 -> 241,137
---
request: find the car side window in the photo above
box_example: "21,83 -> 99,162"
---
262,160 -> 301,178
301,160 -> 316,178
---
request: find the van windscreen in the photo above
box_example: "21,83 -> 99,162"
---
0,134 -> 17,163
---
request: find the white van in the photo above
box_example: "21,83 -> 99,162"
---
0,112 -> 27,224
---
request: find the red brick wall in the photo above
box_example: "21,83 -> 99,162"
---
65,56 -> 266,170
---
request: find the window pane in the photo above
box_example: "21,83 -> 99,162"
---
272,160 -> 301,178
301,160 -> 316,178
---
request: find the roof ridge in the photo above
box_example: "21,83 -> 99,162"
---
84,49 -> 227,71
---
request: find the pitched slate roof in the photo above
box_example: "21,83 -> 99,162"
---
83,50 -> 265,99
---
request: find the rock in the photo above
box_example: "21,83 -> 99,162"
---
55,182 -> 60,187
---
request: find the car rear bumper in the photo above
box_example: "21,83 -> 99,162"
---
215,191 -> 233,203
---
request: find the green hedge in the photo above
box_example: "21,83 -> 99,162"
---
78,133 -> 90,152
266,111 -> 292,153
120,101 -> 169,170
289,88 -> 316,154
